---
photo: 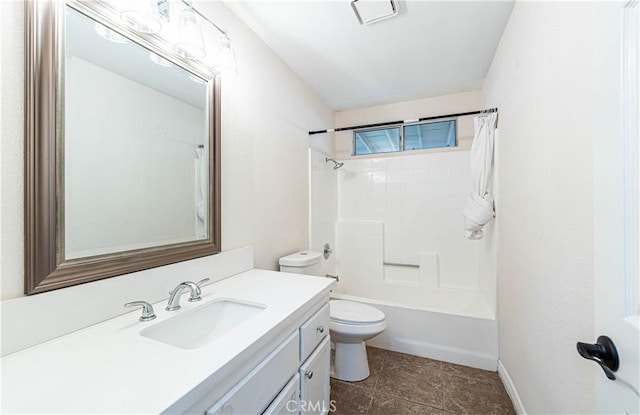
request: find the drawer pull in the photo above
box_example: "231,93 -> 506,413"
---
317,325 -> 324,334
305,370 -> 314,379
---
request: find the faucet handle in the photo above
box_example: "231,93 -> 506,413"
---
186,278 -> 210,303
124,301 -> 156,322
196,278 -> 210,287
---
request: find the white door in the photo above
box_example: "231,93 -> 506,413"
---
592,1 -> 640,413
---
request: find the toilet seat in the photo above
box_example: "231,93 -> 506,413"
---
330,300 -> 385,325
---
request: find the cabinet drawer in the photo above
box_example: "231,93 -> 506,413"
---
206,331 -> 300,415
262,374 -> 300,415
300,303 -> 329,361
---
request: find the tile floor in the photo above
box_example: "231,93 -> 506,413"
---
329,347 -> 515,415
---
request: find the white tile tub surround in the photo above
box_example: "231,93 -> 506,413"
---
337,151 -> 494,298
1,247 -> 253,356
309,149 -> 338,277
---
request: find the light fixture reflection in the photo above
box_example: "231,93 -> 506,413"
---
110,0 -> 237,73
174,5 -> 206,60
149,52 -> 173,68
94,22 -> 129,44
121,0 -> 162,34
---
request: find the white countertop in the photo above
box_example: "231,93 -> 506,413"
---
1,269 -> 334,414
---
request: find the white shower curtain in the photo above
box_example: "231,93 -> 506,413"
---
195,147 -> 206,238
463,112 -> 497,240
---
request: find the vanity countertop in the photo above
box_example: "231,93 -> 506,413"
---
1,270 -> 335,414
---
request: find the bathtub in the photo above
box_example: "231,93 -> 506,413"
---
331,218 -> 498,370
330,291 -> 498,371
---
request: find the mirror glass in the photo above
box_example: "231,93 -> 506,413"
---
63,7 -> 209,260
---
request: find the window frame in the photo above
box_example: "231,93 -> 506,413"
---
352,125 -> 402,156
352,119 -> 457,156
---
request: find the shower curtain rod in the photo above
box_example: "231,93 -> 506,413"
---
308,107 -> 498,135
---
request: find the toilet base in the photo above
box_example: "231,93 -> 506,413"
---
332,341 -> 370,381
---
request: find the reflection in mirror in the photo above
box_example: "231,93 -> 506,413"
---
63,7 -> 209,260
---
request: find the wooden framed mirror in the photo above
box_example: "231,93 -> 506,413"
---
25,0 -> 221,295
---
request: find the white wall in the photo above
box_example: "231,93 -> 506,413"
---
0,0 -> 333,315
198,2 -> 334,272
0,0 -> 24,301
483,2 -> 595,413
65,57 -> 203,258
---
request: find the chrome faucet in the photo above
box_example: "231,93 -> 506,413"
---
124,301 -> 156,322
166,278 -> 210,311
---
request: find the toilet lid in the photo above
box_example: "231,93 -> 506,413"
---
330,300 -> 385,324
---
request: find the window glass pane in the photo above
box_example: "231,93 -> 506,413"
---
403,120 -> 456,150
354,127 -> 400,155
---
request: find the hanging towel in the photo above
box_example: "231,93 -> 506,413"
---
463,112 -> 497,240
463,193 -> 494,239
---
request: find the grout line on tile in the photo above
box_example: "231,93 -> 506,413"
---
374,389 -> 445,411
366,386 -> 375,415
364,351 -> 383,415
442,368 -> 446,414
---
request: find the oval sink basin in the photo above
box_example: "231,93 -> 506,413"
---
140,298 -> 266,350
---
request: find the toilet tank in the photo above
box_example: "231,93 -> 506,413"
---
279,251 -> 322,276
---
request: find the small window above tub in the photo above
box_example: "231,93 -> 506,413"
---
403,120 -> 456,150
353,127 -> 401,155
352,119 -> 457,156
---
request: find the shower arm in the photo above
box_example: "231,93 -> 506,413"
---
324,157 -> 345,170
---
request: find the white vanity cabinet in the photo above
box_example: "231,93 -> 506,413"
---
204,301 -> 331,415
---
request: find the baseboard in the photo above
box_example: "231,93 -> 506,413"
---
367,337 -> 498,371
497,360 -> 527,415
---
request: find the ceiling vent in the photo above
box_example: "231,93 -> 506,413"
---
350,0 -> 398,25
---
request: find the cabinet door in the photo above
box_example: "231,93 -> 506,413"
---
299,337 -> 330,415
263,374 -> 300,415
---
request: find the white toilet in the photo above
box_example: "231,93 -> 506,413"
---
279,251 -> 387,382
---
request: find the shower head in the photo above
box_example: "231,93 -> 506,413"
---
325,157 -> 345,170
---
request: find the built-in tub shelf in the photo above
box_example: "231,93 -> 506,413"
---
383,261 -> 419,268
